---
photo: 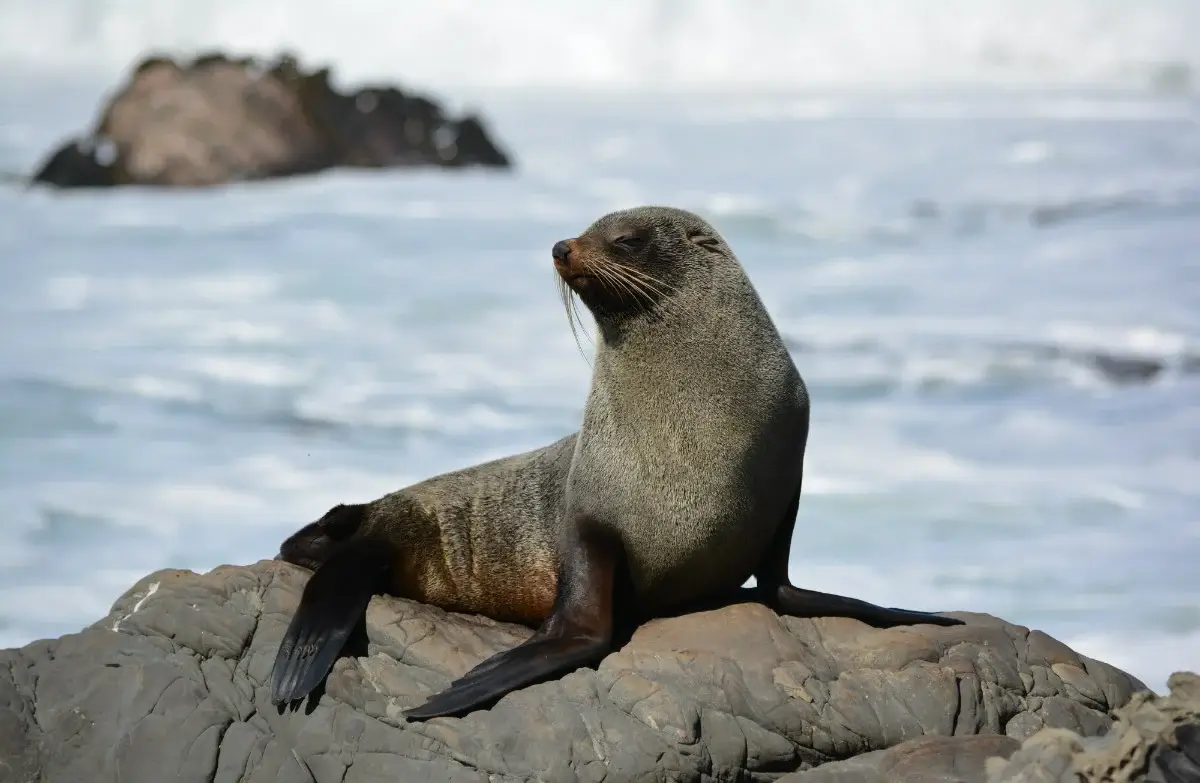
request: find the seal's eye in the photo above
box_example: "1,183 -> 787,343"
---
689,234 -> 721,252
612,233 -> 646,252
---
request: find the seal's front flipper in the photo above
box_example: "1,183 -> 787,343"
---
270,537 -> 393,705
403,527 -> 620,721
402,631 -> 609,720
770,583 -> 964,628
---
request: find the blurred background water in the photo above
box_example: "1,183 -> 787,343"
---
0,0 -> 1197,693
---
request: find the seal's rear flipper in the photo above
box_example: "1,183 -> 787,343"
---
770,584 -> 964,628
403,527 -> 620,721
270,537 -> 393,705
756,485 -> 964,628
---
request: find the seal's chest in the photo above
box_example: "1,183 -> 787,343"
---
624,498 -> 774,597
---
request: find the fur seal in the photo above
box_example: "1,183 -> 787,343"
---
269,205 -> 963,720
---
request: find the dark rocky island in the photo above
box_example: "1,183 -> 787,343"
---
2,559 -> 1195,781
29,52 -> 513,189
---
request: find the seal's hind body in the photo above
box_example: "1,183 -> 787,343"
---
268,434 -> 575,703
370,432 -> 575,624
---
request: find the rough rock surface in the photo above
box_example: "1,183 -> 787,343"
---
29,52 -> 512,188
0,559 -> 1153,782
778,734 -> 1022,782
985,670 -> 1200,782
778,673 -> 1200,782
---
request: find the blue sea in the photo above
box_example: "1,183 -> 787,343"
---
0,0 -> 1197,694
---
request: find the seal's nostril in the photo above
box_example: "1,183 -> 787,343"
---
552,239 -> 572,264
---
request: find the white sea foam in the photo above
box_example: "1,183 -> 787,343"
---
43,273 -> 280,307
0,585 -> 116,625
185,355 -> 311,388
122,375 -> 205,403
0,0 -> 1196,92
44,275 -> 92,310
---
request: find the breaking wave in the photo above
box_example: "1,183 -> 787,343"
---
1,0 -> 1197,93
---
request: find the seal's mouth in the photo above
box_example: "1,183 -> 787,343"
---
554,259 -> 596,289
553,237 -> 606,295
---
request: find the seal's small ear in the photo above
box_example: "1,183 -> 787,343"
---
688,233 -> 721,252
318,503 -> 367,540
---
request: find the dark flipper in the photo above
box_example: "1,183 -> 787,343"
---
402,632 -> 609,720
403,525 -> 621,721
769,583 -> 963,627
755,483 -> 965,628
270,537 -> 394,705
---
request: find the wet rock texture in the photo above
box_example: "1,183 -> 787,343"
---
0,559 -> 1181,783
985,671 -> 1200,783
785,671 -> 1200,782
30,52 -> 512,188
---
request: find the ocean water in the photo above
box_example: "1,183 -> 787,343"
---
1,0 -> 1198,696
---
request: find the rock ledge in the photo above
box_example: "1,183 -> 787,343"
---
0,560 -> 1179,782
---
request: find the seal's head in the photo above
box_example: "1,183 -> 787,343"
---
552,206 -> 733,325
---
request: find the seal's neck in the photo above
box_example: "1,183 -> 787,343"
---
589,263 -> 787,382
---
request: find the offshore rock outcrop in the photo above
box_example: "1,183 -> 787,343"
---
29,52 -> 512,189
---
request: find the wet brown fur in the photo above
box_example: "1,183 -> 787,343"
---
279,433 -> 575,626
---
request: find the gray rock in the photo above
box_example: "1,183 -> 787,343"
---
0,560 -> 1152,783
779,735 -> 1021,782
731,675 -> 1200,783
985,670 -> 1200,782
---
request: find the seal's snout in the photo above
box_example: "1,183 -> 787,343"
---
554,238 -> 589,285
552,239 -> 573,267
